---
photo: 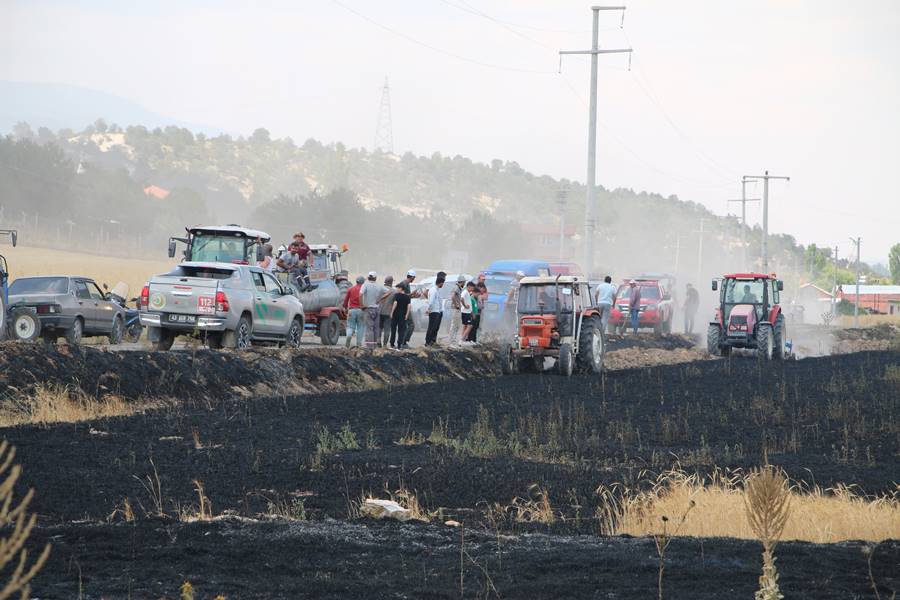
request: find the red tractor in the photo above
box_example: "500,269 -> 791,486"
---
707,272 -> 786,359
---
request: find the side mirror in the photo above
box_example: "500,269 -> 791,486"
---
103,283 -> 109,290
711,280 -> 718,291
167,240 -> 177,258
776,280 -> 784,292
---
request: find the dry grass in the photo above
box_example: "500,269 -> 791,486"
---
837,314 -> 900,328
5,244 -> 172,301
510,485 -> 556,524
597,469 -> 900,543
0,384 -> 164,427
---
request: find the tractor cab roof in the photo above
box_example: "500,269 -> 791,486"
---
722,272 -> 778,280
520,275 -> 588,286
308,243 -> 348,254
187,225 -> 270,242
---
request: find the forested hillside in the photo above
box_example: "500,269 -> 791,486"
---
0,120 -> 882,286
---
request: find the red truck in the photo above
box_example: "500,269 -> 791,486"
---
608,277 -> 675,335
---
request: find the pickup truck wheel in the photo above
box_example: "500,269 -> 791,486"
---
11,309 -> 41,342
285,317 -> 303,348
319,313 -> 340,346
153,328 -> 175,351
108,316 -> 124,345
223,315 -> 253,350
64,317 -> 83,346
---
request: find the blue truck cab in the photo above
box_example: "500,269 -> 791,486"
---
480,259 -> 551,328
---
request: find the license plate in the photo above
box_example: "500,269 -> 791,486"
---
168,314 -> 197,324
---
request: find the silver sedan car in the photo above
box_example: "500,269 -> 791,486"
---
7,276 -> 127,344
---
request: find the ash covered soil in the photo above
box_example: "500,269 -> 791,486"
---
3,349 -> 898,598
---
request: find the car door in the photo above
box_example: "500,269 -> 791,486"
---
249,271 -> 272,333
88,280 -> 117,333
71,280 -> 98,330
262,273 -> 291,334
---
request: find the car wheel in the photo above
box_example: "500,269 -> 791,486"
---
153,328 -> 175,351
223,315 -> 253,350
11,310 -> 41,342
65,317 -> 83,346
285,317 -> 303,348
108,316 -> 124,345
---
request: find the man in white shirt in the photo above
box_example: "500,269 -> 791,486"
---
424,271 -> 446,346
594,275 -> 617,333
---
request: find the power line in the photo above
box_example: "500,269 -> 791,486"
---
437,0 -> 594,35
330,0 -> 556,75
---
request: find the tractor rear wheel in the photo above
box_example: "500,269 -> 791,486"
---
577,316 -> 604,374
773,315 -> 786,360
557,343 -> 574,376
757,323 -> 774,360
11,309 -> 41,342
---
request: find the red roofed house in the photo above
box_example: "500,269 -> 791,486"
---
143,185 -> 170,200
837,284 -> 900,314
521,222 -> 578,263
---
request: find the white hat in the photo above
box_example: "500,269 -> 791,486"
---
629,279 -> 637,284
516,270 -> 526,277
406,270 -> 416,278
368,271 -> 377,279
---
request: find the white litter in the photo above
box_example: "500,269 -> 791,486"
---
361,499 -> 412,521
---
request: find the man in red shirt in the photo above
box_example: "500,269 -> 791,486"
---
343,275 -> 365,347
293,232 -> 310,261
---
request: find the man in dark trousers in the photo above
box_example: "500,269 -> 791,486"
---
424,272 -> 446,346
684,282 -> 700,334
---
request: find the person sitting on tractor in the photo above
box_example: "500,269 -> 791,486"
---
277,241 -> 314,291
740,284 -> 758,304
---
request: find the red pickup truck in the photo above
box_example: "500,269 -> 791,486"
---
608,278 -> 675,335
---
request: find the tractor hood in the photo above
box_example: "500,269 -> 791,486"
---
727,304 -> 757,336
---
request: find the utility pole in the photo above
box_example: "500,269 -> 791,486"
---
693,218 -> 707,286
831,245 -> 838,316
850,236 -> 861,328
556,189 -> 568,261
560,7 -> 632,279
742,171 -> 790,272
727,179 -> 760,270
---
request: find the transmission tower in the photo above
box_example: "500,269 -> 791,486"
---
374,77 -> 394,154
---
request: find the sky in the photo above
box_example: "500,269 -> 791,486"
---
2,0 -> 898,263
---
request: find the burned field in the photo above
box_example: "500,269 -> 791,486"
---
6,349 -> 900,598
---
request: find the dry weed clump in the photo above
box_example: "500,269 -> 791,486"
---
0,383 -> 164,427
0,441 -> 51,599
596,468 -> 899,543
510,485 -> 556,525
744,465 -> 791,600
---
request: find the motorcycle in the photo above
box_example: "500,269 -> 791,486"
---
108,282 -> 143,343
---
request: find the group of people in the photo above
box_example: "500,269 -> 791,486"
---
341,270 -> 490,350
592,276 -> 701,335
256,232 -> 314,290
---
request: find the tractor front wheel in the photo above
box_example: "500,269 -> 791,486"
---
773,315 -> 786,360
499,343 -> 517,375
707,324 -> 721,355
757,323 -> 774,360
557,343 -> 574,376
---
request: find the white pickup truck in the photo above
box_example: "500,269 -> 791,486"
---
139,262 -> 305,351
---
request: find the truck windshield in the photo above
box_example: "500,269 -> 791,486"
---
191,234 -> 248,263
518,285 -> 574,314
9,277 -> 68,294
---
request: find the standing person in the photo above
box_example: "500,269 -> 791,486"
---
468,274 -> 488,342
361,272 -> 383,349
402,270 -> 421,345
627,279 -> 642,335
594,275 -> 617,333
683,282 -> 700,334
257,243 -> 275,272
343,275 -> 364,348
390,282 -> 412,349
460,281 -> 476,344
446,275 -> 465,346
378,275 -> 395,347
424,272 -> 446,346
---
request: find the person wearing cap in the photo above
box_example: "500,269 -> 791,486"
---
360,271 -> 383,349
447,274 -> 466,346
378,275 -> 395,347
424,272 -> 446,346
343,275 -> 365,347
627,279 -> 642,334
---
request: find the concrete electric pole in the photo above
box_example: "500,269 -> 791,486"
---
693,218 -> 707,286
832,245 -> 838,316
742,171 -> 790,273
850,236 -> 861,328
556,189 -> 568,261
727,180 -> 760,270
560,6 -> 632,279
